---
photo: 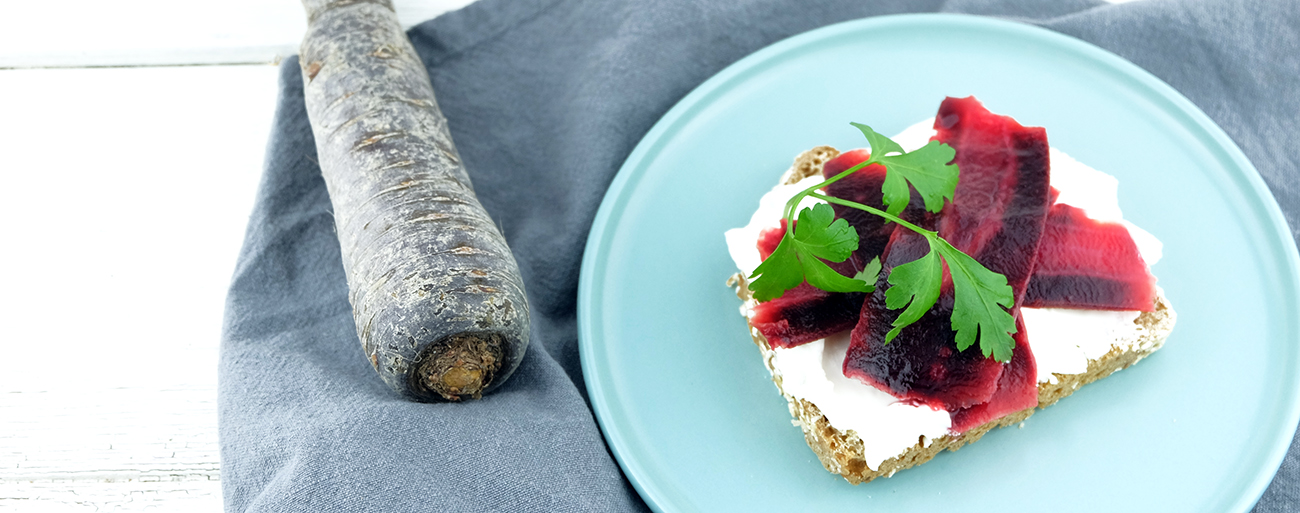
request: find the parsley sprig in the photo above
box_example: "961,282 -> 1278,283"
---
747,123 -> 1017,362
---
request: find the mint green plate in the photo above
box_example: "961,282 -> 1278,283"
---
578,14 -> 1300,512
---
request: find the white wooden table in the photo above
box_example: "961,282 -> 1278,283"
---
0,1 -> 471,510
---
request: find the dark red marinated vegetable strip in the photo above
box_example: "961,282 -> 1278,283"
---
935,96 -> 1052,302
844,230 -> 1004,409
1023,204 -> 1157,311
843,97 -> 1050,423
751,220 -> 867,349
750,286 -> 868,349
948,316 -> 1038,432
756,219 -> 787,260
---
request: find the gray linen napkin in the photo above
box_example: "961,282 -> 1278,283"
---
219,0 -> 1300,511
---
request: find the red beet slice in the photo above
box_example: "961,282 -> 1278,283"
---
756,220 -> 786,260
949,315 -> 1039,432
934,96 -> 1052,301
751,219 -> 867,349
751,286 -> 868,349
843,97 -> 1051,419
844,230 -> 1005,409
1023,204 -> 1157,311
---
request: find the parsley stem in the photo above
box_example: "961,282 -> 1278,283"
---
806,192 -> 934,238
782,160 -> 877,222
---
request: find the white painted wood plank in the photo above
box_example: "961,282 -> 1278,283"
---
0,64 -> 281,511
0,0 -> 477,69
1,388 -> 221,512
0,0 -> 1147,69
0,65 -> 277,393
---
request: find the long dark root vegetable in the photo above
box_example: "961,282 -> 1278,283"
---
298,0 -> 529,401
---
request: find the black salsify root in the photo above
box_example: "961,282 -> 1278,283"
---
299,0 -> 530,402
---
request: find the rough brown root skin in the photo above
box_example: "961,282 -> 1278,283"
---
416,334 -> 505,401
299,0 -> 530,401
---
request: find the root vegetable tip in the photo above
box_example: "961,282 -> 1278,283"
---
417,333 -> 506,401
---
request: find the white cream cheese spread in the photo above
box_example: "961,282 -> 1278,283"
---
725,120 -> 1163,471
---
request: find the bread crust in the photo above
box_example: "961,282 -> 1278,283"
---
729,146 -> 1177,484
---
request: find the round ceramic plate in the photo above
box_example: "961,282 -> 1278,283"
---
578,14 -> 1300,513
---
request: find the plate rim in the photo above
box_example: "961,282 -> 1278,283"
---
578,12 -> 1300,513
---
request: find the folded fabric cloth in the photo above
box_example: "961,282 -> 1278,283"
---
219,0 -> 1300,511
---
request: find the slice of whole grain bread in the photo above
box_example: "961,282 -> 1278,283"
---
727,146 -> 1176,484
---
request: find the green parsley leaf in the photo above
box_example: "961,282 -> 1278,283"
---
883,241 -> 943,344
878,235 -> 1016,361
853,256 -> 883,291
793,203 -> 857,262
802,254 -> 873,294
748,203 -> 872,301
850,122 -> 905,159
933,239 -> 1017,362
748,236 -> 804,302
876,140 -> 959,215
